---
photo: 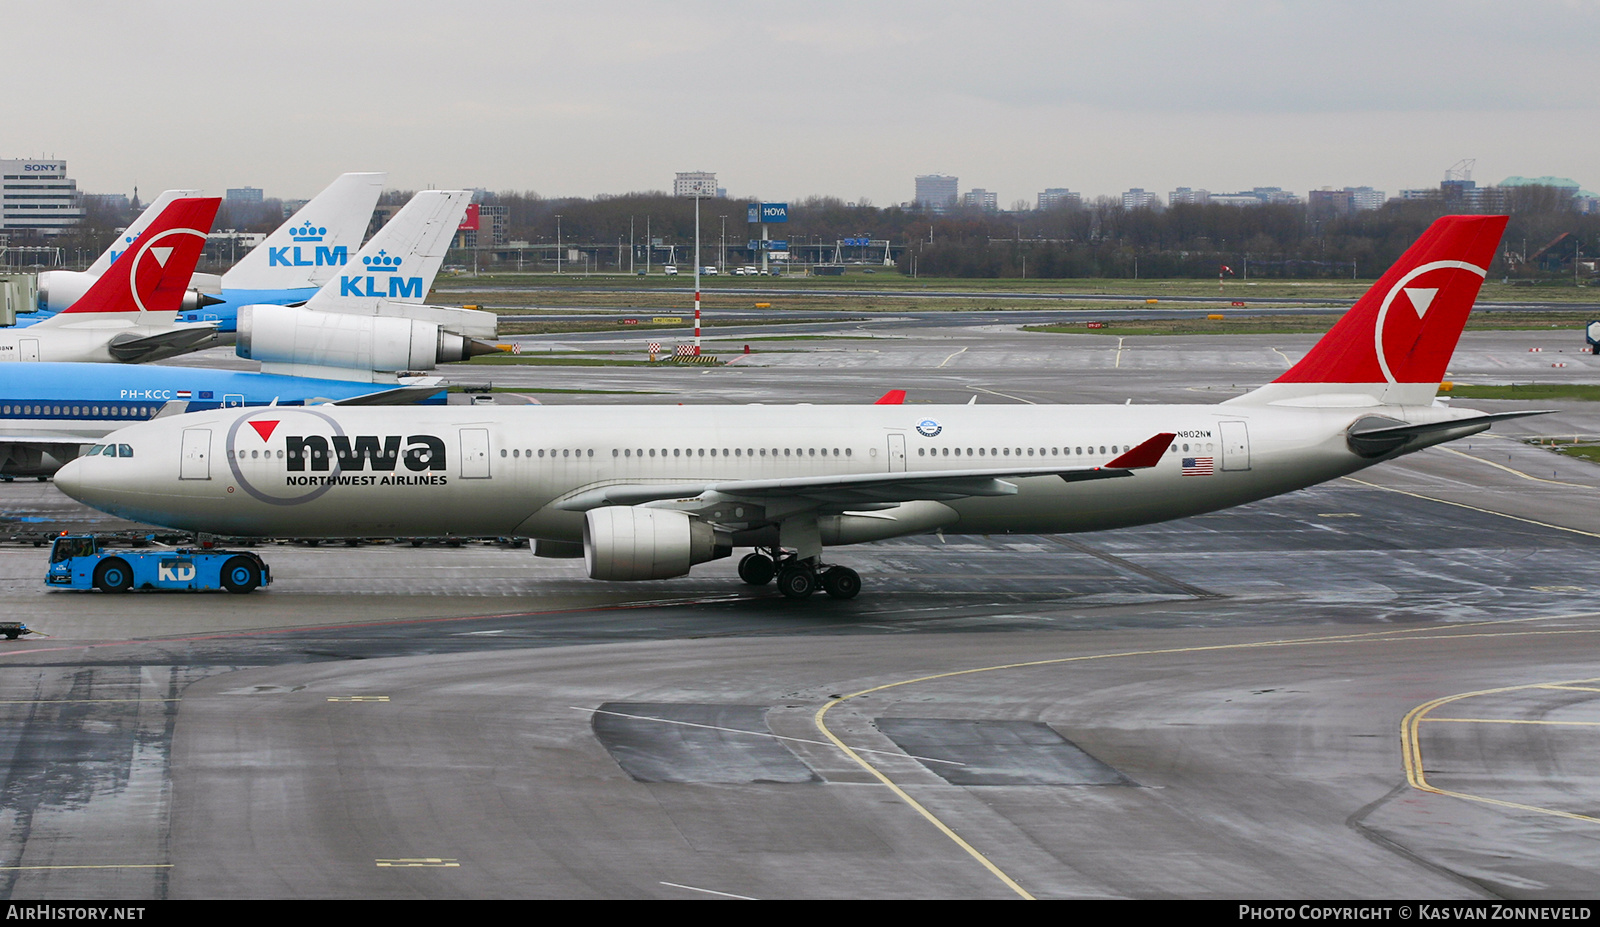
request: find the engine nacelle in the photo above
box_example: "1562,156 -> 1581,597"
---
38,269 -> 214,315
237,304 -> 495,373
584,507 -> 731,581
819,500 -> 960,545
314,301 -> 499,340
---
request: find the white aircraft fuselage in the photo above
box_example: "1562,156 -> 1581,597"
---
53,215 -> 1532,599
54,399 -> 1485,541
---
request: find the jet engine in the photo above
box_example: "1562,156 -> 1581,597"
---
583,506 -> 731,581
236,304 -> 500,373
38,270 -> 221,315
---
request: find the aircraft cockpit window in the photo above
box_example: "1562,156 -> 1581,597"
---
87,445 -> 105,456
119,444 -> 133,458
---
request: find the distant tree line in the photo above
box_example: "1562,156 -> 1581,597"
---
439,186 -> 1598,280
53,185 -> 1598,280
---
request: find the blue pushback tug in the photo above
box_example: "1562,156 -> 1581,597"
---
46,534 -> 270,594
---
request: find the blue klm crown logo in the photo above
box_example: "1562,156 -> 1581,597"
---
362,250 -> 403,273
290,221 -> 327,243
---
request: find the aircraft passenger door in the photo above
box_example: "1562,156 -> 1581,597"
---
887,434 -> 907,472
179,428 -> 211,480
1219,421 -> 1251,471
460,428 -> 491,479
20,339 -> 38,362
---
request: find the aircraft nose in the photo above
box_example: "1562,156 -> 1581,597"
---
54,457 -> 87,502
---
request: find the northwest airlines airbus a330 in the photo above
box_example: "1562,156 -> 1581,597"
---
57,216 -> 1537,600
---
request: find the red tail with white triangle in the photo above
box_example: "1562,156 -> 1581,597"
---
1274,215 -> 1507,386
58,196 -> 220,316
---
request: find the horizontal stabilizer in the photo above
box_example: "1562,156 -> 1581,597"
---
105,325 -> 220,363
1347,410 -> 1553,457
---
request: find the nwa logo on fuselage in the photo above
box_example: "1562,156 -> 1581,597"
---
286,434 -> 446,472
268,221 -> 350,268
339,249 -> 422,299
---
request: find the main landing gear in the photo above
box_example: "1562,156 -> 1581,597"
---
738,549 -> 861,600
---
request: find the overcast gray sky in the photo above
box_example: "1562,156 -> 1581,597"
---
10,1 -> 1597,205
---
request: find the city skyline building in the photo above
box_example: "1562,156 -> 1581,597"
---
1122,188 -> 1160,210
963,188 -> 998,212
1,159 -> 85,236
915,174 -> 959,213
1037,188 -> 1080,210
673,171 -> 717,198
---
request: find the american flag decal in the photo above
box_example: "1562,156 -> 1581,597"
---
1182,456 -> 1214,476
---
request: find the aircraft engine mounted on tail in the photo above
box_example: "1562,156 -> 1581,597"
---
583,506 -> 732,581
38,274 -> 220,317
237,304 -> 500,378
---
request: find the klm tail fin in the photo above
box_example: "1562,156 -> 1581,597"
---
1230,215 -> 1507,407
306,190 -> 471,311
220,172 -> 386,291
86,189 -> 202,275
42,197 -> 221,322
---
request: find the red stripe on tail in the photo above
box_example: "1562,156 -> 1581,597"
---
63,197 -> 221,316
1275,215 -> 1506,386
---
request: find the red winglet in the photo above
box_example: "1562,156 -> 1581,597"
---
63,196 -> 221,316
1105,432 -> 1176,470
874,389 -> 907,405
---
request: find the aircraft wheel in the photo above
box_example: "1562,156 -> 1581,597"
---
776,564 -> 816,599
221,557 -> 261,595
738,552 -> 776,586
93,559 -> 133,594
821,566 -> 862,600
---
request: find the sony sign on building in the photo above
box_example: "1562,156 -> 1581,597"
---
1,159 -> 85,235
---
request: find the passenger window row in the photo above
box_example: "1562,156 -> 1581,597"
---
5,404 -> 156,418
917,445 -> 1130,458
497,447 -> 855,459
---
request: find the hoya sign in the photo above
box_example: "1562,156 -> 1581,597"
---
759,203 -> 788,223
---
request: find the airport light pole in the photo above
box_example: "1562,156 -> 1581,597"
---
555,215 -> 562,275
719,214 -> 727,274
693,193 -> 702,355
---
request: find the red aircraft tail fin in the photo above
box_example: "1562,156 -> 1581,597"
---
57,197 -> 220,317
1273,215 -> 1506,387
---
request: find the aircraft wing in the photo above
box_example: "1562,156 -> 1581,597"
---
556,432 -> 1176,511
324,384 -> 448,406
106,324 -> 221,363
0,434 -> 94,446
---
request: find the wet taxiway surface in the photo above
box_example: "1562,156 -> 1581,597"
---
3,315 -> 1600,898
